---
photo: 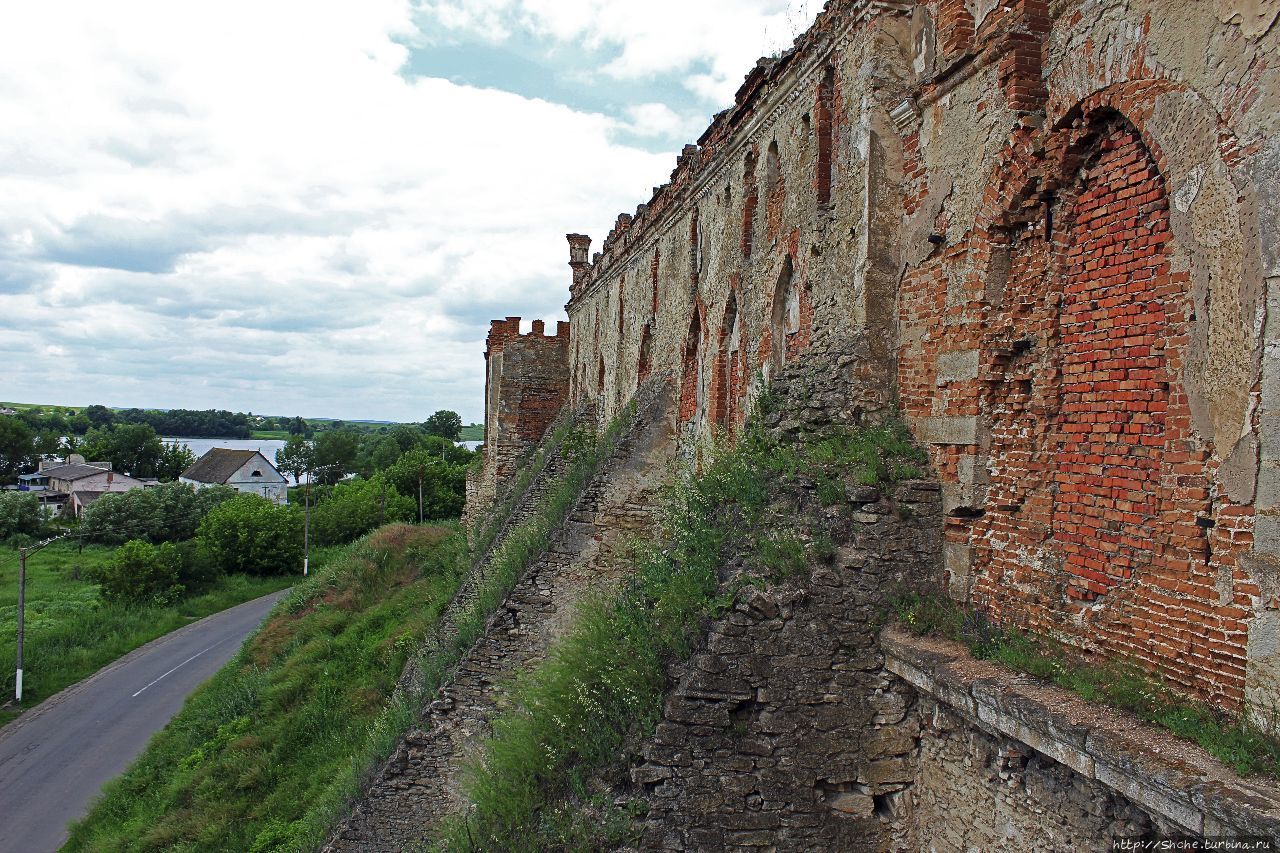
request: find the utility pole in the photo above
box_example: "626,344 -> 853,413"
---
14,533 -> 65,704
15,547 -> 26,704
303,474 -> 311,576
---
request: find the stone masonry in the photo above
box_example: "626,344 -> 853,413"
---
558,0 -> 1280,726
328,383 -> 674,851
330,1 -> 1280,849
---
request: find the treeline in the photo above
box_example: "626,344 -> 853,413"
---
0,416 -> 194,484
276,420 -> 474,548
96,407 -> 253,439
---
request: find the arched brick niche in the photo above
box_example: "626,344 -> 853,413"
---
903,85 -> 1264,709
678,308 -> 704,423
637,323 -> 653,384
711,290 -> 747,433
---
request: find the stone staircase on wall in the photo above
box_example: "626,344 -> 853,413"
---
326,383 -> 675,851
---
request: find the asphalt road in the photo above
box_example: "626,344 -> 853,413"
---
0,589 -> 289,853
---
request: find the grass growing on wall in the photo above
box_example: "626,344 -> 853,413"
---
894,594 -> 1280,779
438,413 -> 928,851
64,524 -> 468,853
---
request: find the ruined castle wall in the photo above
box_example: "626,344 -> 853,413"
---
466,318 -> 571,525
565,4 -> 915,449
557,0 -> 1279,721
892,0 -> 1278,713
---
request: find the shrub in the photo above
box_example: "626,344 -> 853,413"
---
310,477 -> 415,546
197,494 -> 303,576
87,539 -> 183,605
82,482 -> 238,545
0,491 -> 43,541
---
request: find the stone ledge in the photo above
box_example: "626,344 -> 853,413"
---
881,625 -> 1280,841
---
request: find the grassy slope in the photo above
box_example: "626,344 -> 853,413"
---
458,424 -> 483,442
65,523 -> 468,853
0,542 -> 304,726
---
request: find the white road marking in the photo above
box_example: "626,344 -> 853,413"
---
131,636 -> 232,698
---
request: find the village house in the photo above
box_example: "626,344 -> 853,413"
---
20,457 -> 147,517
180,448 -> 288,505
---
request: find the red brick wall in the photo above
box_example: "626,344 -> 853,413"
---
899,109 -> 1256,707
679,310 -> 702,423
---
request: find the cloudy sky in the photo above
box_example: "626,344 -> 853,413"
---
0,0 -> 821,424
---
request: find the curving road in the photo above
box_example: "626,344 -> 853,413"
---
0,589 -> 288,853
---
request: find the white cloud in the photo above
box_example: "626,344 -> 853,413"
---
0,0 -> 687,421
623,103 -> 707,139
416,0 -> 822,104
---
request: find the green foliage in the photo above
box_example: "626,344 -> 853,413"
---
0,540 -> 297,717
82,482 -> 238,545
0,415 -> 35,484
313,429 -> 360,485
198,495 -> 303,576
310,477 -> 415,546
383,450 -> 468,521
274,436 -> 315,484
423,409 -> 463,440
893,594 -> 1280,779
79,423 -> 170,479
157,441 -> 197,481
87,539 -> 184,605
0,491 -> 44,541
65,524 -> 469,853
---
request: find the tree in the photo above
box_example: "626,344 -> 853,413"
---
384,450 -> 468,521
359,435 -> 402,477
79,423 -> 166,478
156,442 -> 196,482
84,404 -> 116,429
423,410 -> 463,441
197,494 -> 302,576
287,416 -> 311,437
82,482 -> 238,544
389,423 -> 423,454
0,492 -> 43,541
276,436 -> 316,573
310,477 -> 414,545
313,429 -> 359,485
275,436 -> 315,486
0,416 -> 35,484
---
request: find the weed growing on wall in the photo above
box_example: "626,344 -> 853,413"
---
894,594 -> 1280,779
439,413 -> 927,850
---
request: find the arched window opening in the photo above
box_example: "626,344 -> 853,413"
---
765,140 -> 785,240
650,248 -> 661,314
690,211 -> 702,281
714,292 -> 740,429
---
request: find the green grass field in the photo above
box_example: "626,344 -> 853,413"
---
0,541 -> 326,726
66,523 -> 468,852
459,424 -> 483,441
250,429 -> 293,440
